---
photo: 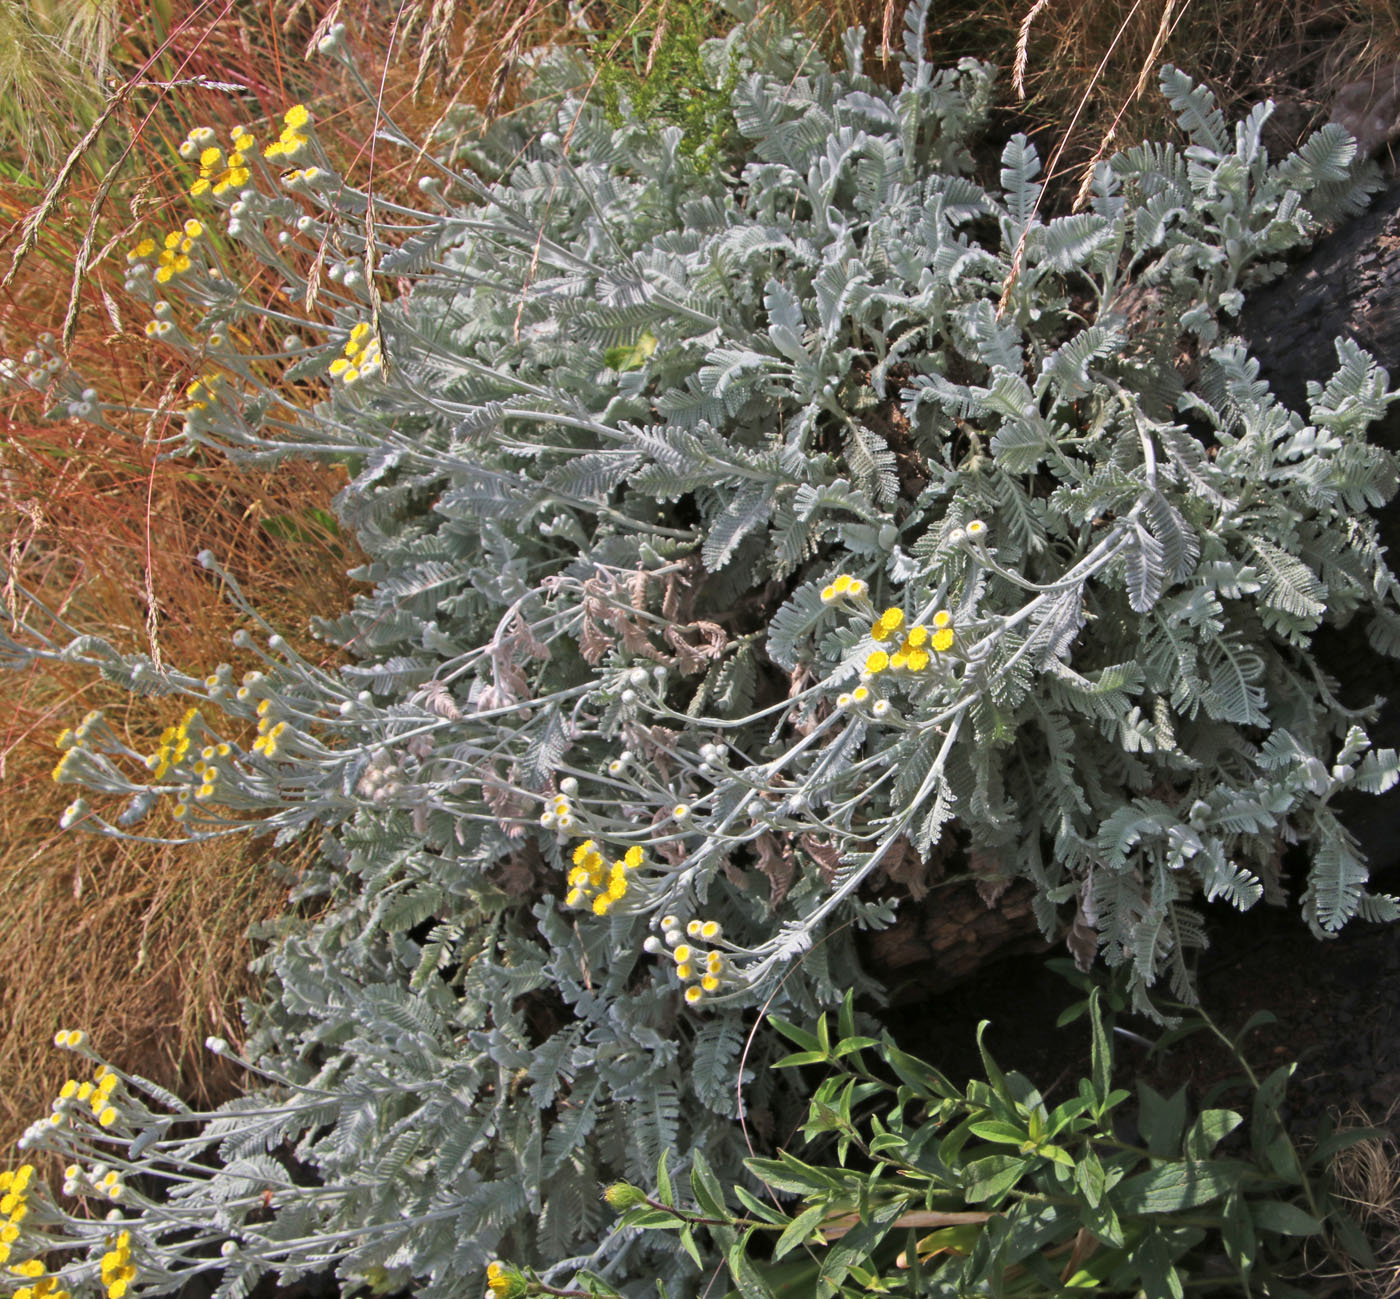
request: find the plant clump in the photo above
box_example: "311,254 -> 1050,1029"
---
3,0 -> 1400,1293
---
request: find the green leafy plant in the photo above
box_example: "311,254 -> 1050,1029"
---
592,0 -> 743,170
541,990 -> 1376,1297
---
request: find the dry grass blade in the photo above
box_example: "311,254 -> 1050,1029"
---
998,0 -> 1147,313
1324,1100 -> 1400,1298
1072,0 -> 1185,210
1014,0 -> 1051,100
0,91 -> 126,293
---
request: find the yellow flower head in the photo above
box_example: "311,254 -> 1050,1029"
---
933,610 -> 952,629
865,650 -> 890,674
572,840 -> 596,865
623,845 -> 644,869
283,104 -> 311,130
906,649 -> 930,672
872,607 -> 904,640
833,574 -> 852,594
684,985 -> 704,1005
931,627 -> 955,653
904,625 -> 928,649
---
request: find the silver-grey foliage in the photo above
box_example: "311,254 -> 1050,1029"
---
6,0 -> 1400,1294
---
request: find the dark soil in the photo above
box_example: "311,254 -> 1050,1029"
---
878,860 -> 1400,1172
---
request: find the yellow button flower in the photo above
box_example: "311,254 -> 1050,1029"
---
932,627 -> 955,652
872,607 -> 904,640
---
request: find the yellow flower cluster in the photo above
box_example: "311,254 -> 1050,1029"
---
539,790 -> 577,832
252,700 -> 289,759
129,219 -> 208,298
0,1164 -> 68,1299
93,1064 -> 120,1128
146,708 -> 201,779
820,572 -> 868,604
10,1276 -> 69,1299
567,840 -> 645,915
51,712 -> 105,784
185,374 -> 223,412
186,133 -> 251,198
865,609 -> 953,674
100,1231 -> 135,1299
328,322 -> 382,385
0,1164 -> 34,1266
485,1260 -> 522,1298
263,104 -> 311,161
835,684 -> 872,709
193,742 -> 233,801
660,916 -> 728,1005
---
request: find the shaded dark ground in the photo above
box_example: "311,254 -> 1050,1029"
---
879,873 -> 1400,1128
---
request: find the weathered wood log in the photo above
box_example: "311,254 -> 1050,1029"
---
859,877 -> 1049,1001
1240,175 -> 1400,877
1240,177 -> 1400,445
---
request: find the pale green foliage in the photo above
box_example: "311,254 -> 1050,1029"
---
5,0 -> 1400,1294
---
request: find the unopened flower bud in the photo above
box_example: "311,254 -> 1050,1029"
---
602,1182 -> 648,1209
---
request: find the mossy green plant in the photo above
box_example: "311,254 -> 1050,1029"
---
593,0 -> 743,170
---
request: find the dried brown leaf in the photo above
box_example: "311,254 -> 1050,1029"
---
755,831 -> 796,907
